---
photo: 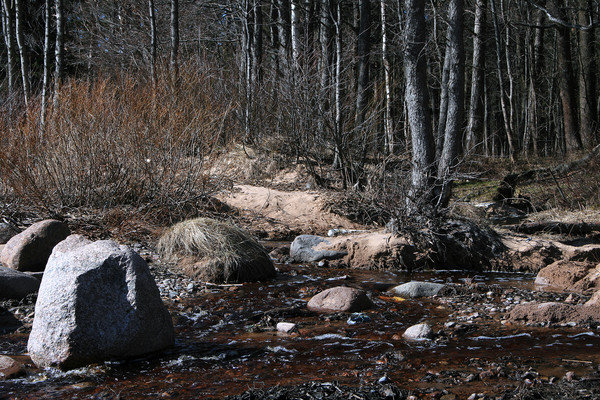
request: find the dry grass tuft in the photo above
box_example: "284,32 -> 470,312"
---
156,217 -> 275,283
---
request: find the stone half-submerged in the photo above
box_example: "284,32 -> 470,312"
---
28,239 -> 174,370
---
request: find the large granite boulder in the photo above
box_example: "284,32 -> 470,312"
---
389,281 -> 446,298
0,220 -> 70,272
307,286 -> 373,313
290,235 -> 347,263
28,240 -> 174,370
0,266 -> 40,300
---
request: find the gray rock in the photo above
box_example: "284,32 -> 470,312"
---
403,323 -> 433,340
277,322 -> 298,334
289,235 -> 347,262
28,240 -> 174,370
0,355 -> 23,379
0,266 -> 40,300
50,234 -> 92,259
0,220 -> 70,272
389,281 -> 446,298
307,286 -> 374,313
0,222 -> 19,244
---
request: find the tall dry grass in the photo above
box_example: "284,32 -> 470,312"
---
0,65 -> 237,215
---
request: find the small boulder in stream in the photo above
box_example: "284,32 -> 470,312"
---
0,219 -> 70,272
0,355 -> 23,379
307,286 -> 373,313
28,239 -> 174,370
0,266 -> 40,300
403,323 -> 433,340
290,235 -> 347,263
389,281 -> 446,298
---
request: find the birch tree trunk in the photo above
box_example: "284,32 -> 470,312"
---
577,0 -> 596,148
490,0 -> 515,161
148,0 -> 157,86
404,0 -> 436,209
41,0 -> 52,127
437,0 -> 464,207
1,0 -> 16,92
465,0 -> 486,153
14,0 -> 29,106
381,0 -> 393,154
290,0 -> 300,70
170,0 -> 179,81
54,0 -> 64,104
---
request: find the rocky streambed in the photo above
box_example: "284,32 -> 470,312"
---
2,242 -> 600,400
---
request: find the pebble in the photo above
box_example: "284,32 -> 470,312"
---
565,371 -> 576,381
277,322 -> 298,334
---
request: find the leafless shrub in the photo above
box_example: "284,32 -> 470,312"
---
0,62 -> 237,214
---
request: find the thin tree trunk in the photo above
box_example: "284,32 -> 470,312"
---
549,2 -> 580,153
490,0 -> 515,161
290,0 -> 300,70
334,0 -> 343,182
1,0 -> 15,92
578,0 -> 596,148
148,0 -> 157,86
436,39 -> 451,159
381,0 -> 393,154
14,0 -> 29,106
355,0 -> 371,127
437,0 -> 464,207
466,0 -> 486,153
41,0 -> 52,128
54,0 -> 63,104
404,0 -> 436,209
251,0 -> 263,83
276,0 -> 290,76
170,0 -> 179,80
527,5 -> 545,155
318,0 -> 331,136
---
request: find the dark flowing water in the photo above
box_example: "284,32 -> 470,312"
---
2,263 -> 600,399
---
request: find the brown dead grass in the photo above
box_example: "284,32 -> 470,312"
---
156,217 -> 275,283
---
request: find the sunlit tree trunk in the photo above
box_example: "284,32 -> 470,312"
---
148,0 -> 157,86
54,0 -> 64,104
490,0 -> 515,161
41,0 -> 52,128
0,0 -> 16,92
14,0 -> 29,106
381,0 -> 393,154
170,0 -> 179,80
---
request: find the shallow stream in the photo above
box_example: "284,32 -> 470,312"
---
2,261 -> 600,399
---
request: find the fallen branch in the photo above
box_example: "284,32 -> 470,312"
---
504,221 -> 600,235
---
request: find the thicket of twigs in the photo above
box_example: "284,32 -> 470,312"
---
0,64 -> 236,216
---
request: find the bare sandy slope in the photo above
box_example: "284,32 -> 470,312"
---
218,185 -> 362,236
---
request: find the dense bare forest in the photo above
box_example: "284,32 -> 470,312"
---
1,0 -> 600,213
